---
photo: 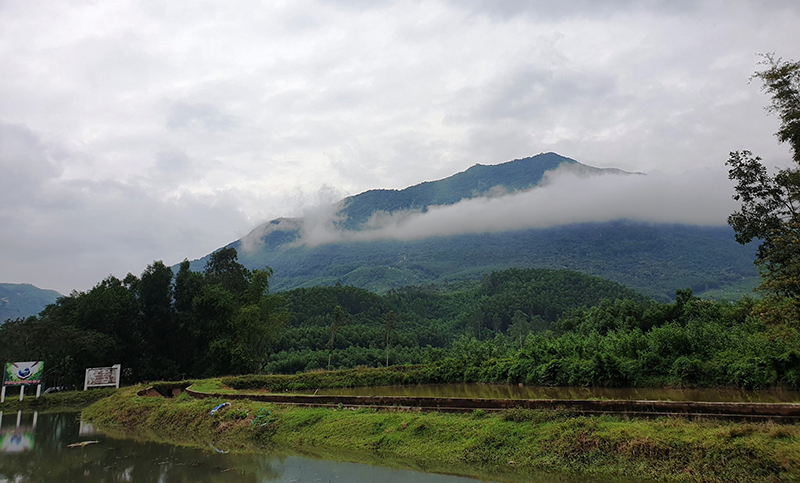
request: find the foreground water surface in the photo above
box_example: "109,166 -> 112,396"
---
0,411 -> 627,483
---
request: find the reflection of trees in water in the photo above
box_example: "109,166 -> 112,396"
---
0,413 -> 283,483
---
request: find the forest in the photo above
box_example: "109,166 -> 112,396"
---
1,245 -> 798,391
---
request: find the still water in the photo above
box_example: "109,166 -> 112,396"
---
0,411 -> 618,483
311,383 -> 800,403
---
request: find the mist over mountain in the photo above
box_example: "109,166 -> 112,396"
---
0,283 -> 61,323
189,153 -> 757,300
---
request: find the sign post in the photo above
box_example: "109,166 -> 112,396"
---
84,364 -> 121,390
2,362 -> 44,403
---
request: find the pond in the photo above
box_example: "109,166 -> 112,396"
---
309,383 -> 800,403
0,411 -> 624,483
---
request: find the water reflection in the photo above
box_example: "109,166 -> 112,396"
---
0,413 -> 507,483
0,411 -> 37,454
311,383 -> 800,402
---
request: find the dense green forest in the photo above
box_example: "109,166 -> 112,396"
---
206,221 -> 758,301
1,246 -> 797,390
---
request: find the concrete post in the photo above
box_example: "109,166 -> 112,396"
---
113,364 -> 121,389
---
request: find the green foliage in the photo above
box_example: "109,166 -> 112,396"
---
230,222 -> 757,302
4,245 -> 797,392
0,250 -> 287,386
0,387 -> 115,412
728,55 -> 800,297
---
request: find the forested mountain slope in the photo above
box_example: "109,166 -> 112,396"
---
186,153 -> 757,300
0,283 -> 61,323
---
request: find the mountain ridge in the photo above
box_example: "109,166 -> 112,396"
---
186,153 -> 756,300
0,283 -> 62,323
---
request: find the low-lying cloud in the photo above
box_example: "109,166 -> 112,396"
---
242,164 -> 738,251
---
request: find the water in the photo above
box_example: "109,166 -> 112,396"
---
0,411 -> 616,483
309,383 -> 800,403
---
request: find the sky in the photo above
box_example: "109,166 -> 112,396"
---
1,0 -> 799,294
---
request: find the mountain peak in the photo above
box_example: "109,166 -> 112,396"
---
337,152 -> 609,230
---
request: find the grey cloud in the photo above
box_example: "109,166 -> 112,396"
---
0,124 -> 252,293
445,0 -> 701,21
0,122 -> 63,197
2,0 -> 800,293
468,68 -> 620,122
0,175 -> 252,293
167,103 -> 236,131
155,150 -> 191,174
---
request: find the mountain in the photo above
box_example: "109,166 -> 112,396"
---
336,152 -> 633,230
186,153 -> 758,301
0,283 -> 61,323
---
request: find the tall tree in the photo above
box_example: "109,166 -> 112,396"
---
728,54 -> 800,297
384,310 -> 395,366
205,247 -> 251,294
327,305 -> 347,371
138,260 -> 177,378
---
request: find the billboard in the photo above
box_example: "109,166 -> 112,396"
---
3,362 -> 44,386
84,364 -> 121,390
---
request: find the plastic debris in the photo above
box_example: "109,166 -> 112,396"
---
209,402 -> 231,415
251,409 -> 272,427
67,440 -> 100,448
208,443 -> 229,454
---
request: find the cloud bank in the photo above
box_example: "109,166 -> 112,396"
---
240,165 -> 737,252
1,0 -> 798,292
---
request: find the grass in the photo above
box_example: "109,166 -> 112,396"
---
188,378 -> 235,394
83,386 -> 800,483
219,364 -> 465,392
0,387 -> 116,412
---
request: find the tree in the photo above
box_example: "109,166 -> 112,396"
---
327,305 -> 348,370
384,310 -> 395,366
138,260 -> 178,378
205,247 -> 251,294
728,54 -> 800,297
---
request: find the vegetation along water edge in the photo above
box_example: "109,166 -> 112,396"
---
80,384 -> 800,483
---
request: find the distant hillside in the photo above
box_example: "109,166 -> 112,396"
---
223,221 -> 755,301
0,283 -> 61,323
337,152 -> 633,229
186,153 -> 758,301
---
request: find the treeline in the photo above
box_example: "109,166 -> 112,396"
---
2,248 -> 798,390
0,248 -> 288,385
267,285 -> 800,390
264,268 -> 644,373
222,290 -> 799,390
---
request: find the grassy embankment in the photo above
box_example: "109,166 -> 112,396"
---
0,387 -> 116,412
82,382 -> 800,483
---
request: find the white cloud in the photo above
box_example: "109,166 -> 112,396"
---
0,0 -> 798,292
292,164 -> 736,247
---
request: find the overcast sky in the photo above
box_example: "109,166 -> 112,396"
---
1,0 -> 799,294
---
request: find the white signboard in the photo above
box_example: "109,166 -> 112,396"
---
84,364 -> 121,390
